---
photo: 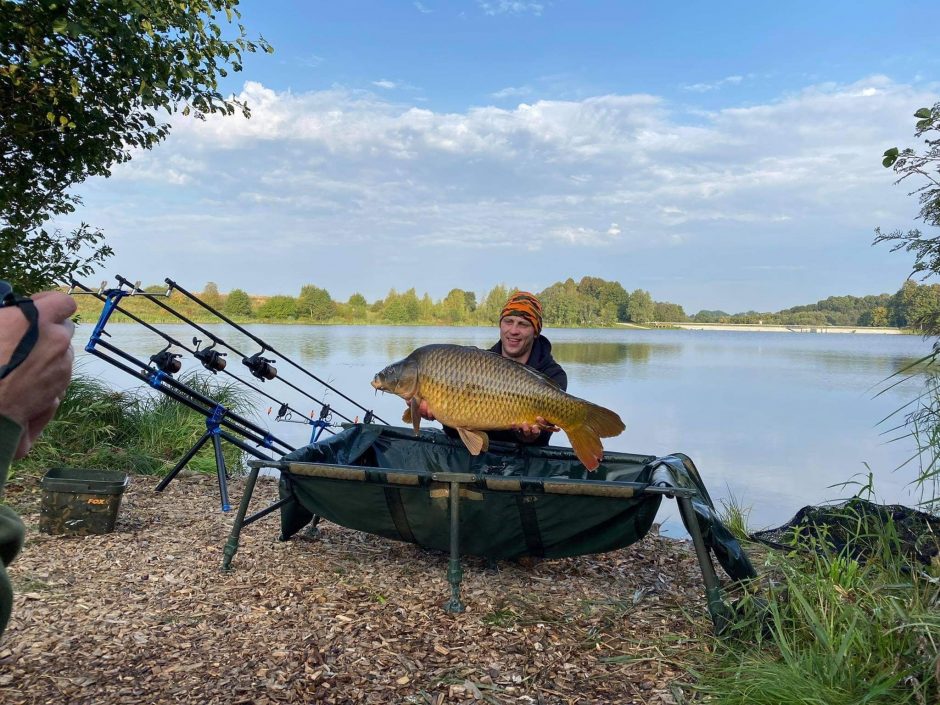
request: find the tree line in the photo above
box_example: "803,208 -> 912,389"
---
70,276 -> 940,329
691,280 -> 940,328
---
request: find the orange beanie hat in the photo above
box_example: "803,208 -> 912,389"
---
500,291 -> 543,336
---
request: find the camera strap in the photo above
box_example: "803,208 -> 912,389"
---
0,282 -> 40,381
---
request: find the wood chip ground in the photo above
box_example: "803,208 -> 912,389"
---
1,472 -> 716,704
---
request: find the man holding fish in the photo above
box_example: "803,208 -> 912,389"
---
421,291 -> 567,446
372,291 -> 625,470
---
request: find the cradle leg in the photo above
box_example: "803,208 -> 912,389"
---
676,495 -> 733,633
444,479 -> 465,613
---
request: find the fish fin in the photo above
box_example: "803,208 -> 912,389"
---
408,397 -> 422,435
564,403 -> 625,472
565,424 -> 605,472
584,402 -> 626,438
456,427 -> 489,455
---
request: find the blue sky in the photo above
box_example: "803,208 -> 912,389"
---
68,0 -> 940,314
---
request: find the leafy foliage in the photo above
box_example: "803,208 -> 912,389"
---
874,104 -> 940,321
297,284 -> 336,322
382,288 -> 421,324
222,287 -> 252,317
0,0 -> 272,292
254,294 -> 296,320
0,222 -> 112,294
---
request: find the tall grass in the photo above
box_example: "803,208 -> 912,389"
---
11,369 -> 253,480
696,504 -> 940,705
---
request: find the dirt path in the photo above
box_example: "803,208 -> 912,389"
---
1,471 -> 712,704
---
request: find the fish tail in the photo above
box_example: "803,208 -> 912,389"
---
566,424 -> 605,471
584,402 -> 626,438
565,403 -> 626,471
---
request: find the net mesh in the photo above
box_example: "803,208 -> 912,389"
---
751,498 -> 940,567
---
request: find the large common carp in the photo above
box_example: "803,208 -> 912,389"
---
371,344 -> 625,471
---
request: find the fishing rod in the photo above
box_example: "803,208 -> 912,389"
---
69,278 -> 335,438
70,279 -> 296,510
164,277 -> 388,425
113,275 -> 362,427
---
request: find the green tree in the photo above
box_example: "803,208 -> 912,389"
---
441,288 -> 473,324
418,292 -> 435,322
201,282 -> 223,309
382,288 -> 420,324
541,279 -> 582,326
255,295 -> 296,320
576,276 -> 629,322
626,289 -> 654,324
653,301 -> 686,322
464,291 -> 477,313
475,284 -> 511,325
0,0 -> 272,292
692,309 -> 729,323
345,292 -> 368,321
875,104 -> 940,331
297,284 -> 336,321
223,288 -> 252,317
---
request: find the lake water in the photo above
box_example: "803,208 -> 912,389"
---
75,322 -> 934,536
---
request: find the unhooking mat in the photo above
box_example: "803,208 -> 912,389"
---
274,424 -> 756,582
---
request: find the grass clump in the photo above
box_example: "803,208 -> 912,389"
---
697,506 -> 939,705
11,369 -> 253,480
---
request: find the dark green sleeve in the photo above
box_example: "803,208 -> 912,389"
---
0,414 -> 25,640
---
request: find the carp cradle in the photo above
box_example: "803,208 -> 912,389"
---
224,423 -> 756,630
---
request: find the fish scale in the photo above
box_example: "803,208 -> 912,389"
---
371,343 -> 625,471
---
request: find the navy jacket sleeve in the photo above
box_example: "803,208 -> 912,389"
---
0,414 -> 25,640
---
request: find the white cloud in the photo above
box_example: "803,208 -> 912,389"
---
372,79 -> 397,89
682,75 -> 745,93
72,75 -> 935,309
490,85 -> 533,99
478,1 -> 544,16
413,1 -> 432,13
297,54 -> 325,69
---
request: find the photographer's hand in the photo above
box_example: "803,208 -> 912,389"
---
0,291 -> 77,458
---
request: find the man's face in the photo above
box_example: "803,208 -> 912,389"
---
499,315 -> 536,362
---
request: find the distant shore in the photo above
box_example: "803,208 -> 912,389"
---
637,322 -> 906,335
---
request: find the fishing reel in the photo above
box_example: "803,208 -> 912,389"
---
243,351 -> 277,381
150,344 -> 182,374
192,337 -> 226,373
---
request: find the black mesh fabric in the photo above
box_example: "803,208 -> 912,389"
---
751,498 -> 940,567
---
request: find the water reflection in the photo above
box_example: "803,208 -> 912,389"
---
298,339 -> 332,361
774,348 -> 928,378
381,337 -> 427,362
343,336 -> 368,359
552,341 -> 681,366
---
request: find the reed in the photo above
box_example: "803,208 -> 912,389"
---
697,505 -> 940,705
11,368 -> 252,479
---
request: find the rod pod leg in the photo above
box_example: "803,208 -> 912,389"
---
155,430 -> 210,492
222,464 -> 261,571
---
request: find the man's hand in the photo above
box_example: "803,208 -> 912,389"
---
512,417 -> 559,443
0,291 -> 77,458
